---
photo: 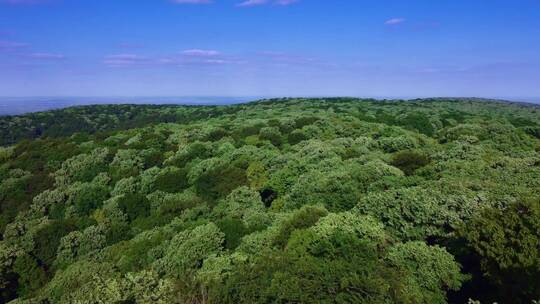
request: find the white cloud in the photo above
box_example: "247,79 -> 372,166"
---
28,52 -> 65,60
237,0 -> 267,6
275,0 -> 298,5
104,54 -> 148,67
181,49 -> 221,57
385,18 -> 406,25
0,40 -> 29,50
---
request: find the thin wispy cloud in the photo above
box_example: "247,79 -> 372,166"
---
0,40 -> 29,51
104,49 -> 244,68
258,51 -> 316,63
172,49 -> 244,66
203,59 -> 227,64
158,57 -> 241,67
275,0 -> 299,5
181,49 -> 221,57
104,54 -> 149,67
237,0 -> 299,7
385,18 -> 406,25
28,52 -> 65,60
237,0 -> 267,6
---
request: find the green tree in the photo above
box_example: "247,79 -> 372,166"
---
117,193 -> 151,222
32,219 -> 78,267
391,150 -> 431,176
154,166 -> 189,193
388,241 -> 466,304
259,127 -> 283,147
458,198 -> 540,302
12,253 -> 47,298
154,223 -> 225,278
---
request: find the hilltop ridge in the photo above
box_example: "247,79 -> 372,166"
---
1,97 -> 538,146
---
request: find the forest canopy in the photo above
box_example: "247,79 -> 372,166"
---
0,98 -> 539,303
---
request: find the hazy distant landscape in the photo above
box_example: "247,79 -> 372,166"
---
1,96 -> 539,116
0,97 -> 259,116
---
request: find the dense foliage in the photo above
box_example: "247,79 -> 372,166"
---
0,104 -> 243,146
0,98 -> 539,303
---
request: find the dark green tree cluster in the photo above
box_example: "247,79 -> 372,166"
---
0,98 -> 539,303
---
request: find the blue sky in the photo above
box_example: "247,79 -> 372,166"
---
0,0 -> 539,98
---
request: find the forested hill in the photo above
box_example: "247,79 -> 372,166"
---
0,103 -> 243,146
1,98 -> 539,303
1,97 -> 539,146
